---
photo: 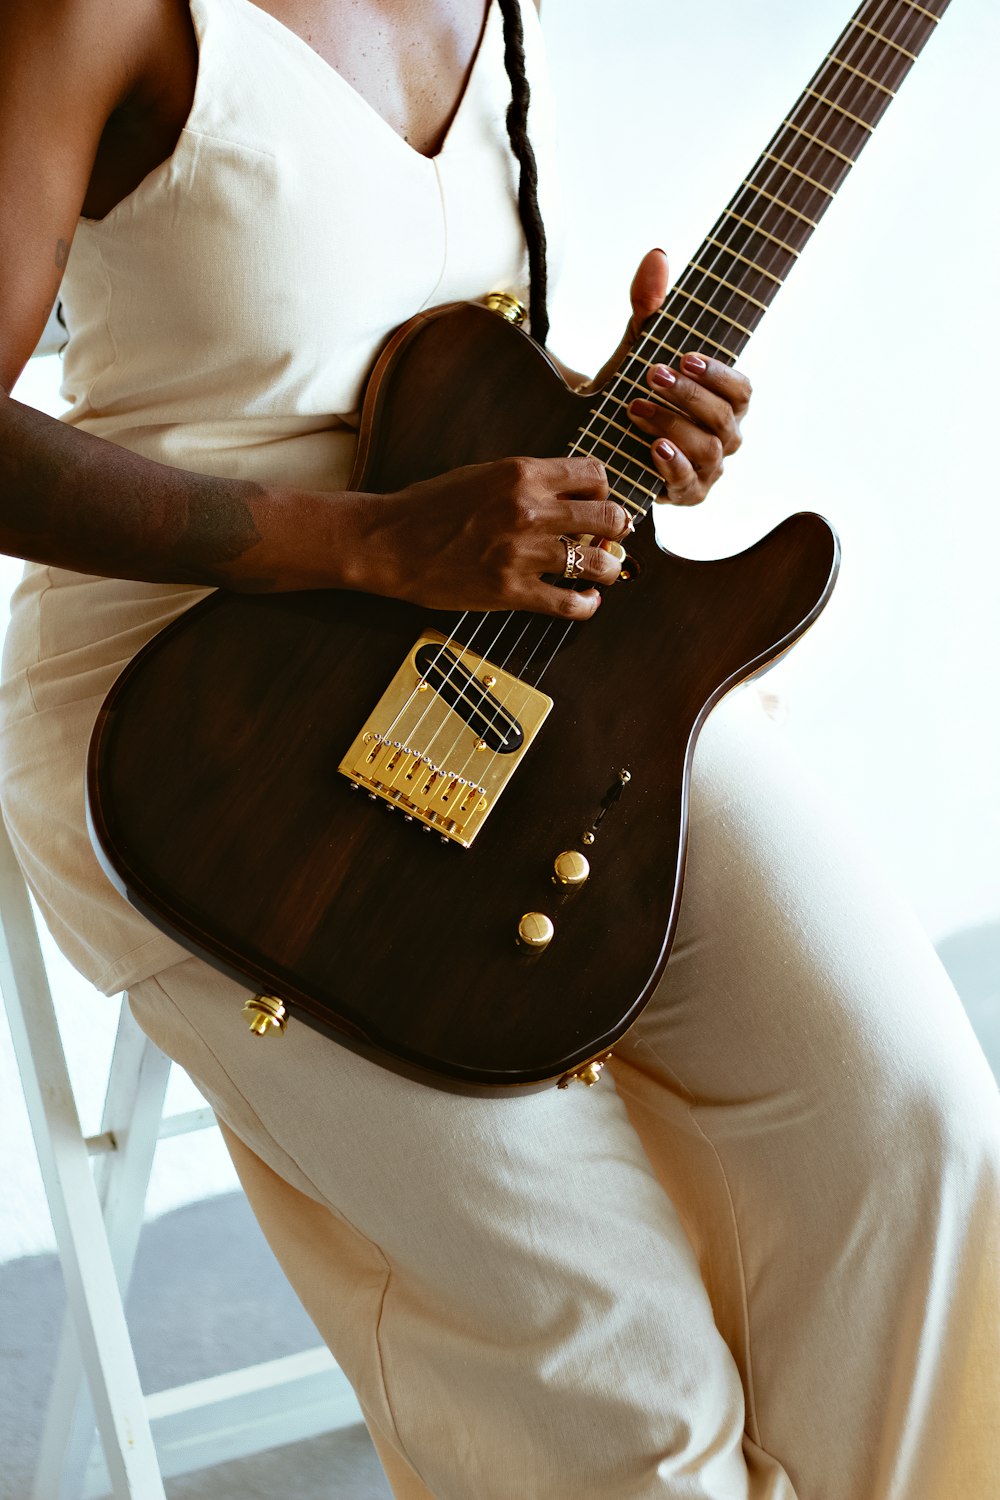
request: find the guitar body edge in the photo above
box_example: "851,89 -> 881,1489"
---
87,305 -> 840,1093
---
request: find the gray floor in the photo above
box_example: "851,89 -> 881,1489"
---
0,1192 -> 392,1500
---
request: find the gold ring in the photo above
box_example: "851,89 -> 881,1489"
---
561,537 -> 585,580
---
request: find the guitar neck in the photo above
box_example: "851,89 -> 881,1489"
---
577,0 -> 952,522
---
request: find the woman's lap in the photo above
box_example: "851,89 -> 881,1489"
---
128,690 -> 1000,1499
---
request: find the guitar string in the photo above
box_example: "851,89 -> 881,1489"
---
575,0 -> 907,480
439,0 -> 917,794
446,0 -> 929,798
370,0 -> 927,801
403,0 -> 923,798
442,0 -> 925,795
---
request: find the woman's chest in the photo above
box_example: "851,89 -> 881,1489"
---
258,0 -> 490,156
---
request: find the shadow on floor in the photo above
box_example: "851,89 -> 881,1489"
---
0,1191 -> 392,1500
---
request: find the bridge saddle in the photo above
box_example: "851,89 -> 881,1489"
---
338,630 -> 552,848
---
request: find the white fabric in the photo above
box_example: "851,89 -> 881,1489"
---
129,693 -> 1000,1499
2,5 -> 997,1493
0,0 -> 561,994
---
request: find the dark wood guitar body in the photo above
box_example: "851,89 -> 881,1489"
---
89,303 -> 839,1091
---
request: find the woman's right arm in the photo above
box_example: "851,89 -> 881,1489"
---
0,0 -> 623,615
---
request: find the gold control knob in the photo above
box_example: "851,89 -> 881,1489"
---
553,850 -> 590,888
485,291 -> 527,326
242,994 -> 287,1037
517,912 -> 555,951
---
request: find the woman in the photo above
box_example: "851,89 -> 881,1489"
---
0,0 -> 996,1495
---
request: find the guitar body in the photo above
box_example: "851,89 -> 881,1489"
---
89,302 -> 839,1091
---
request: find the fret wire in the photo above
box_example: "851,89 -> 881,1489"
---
688,264 -> 770,312
781,118 -> 855,167
741,181 -> 819,228
760,151 -> 836,196
590,412 -> 640,442
606,365 -> 673,403
658,310 -> 740,356
605,1 -> 944,441
848,17 -> 917,61
674,288 -> 755,337
802,103 -> 867,166
704,237 -> 785,284
898,0 -> 939,22
566,448 -> 646,510
804,88 -> 875,133
586,407 -> 661,449
825,53 -> 896,96
602,389 -> 644,413
634,338 -> 687,363
722,210 -> 800,257
585,437 -> 661,496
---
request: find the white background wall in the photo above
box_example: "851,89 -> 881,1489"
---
2,0 -> 997,1262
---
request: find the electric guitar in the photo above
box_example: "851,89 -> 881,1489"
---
87,0 -> 950,1092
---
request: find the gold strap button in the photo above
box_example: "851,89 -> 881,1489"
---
557,1053 -> 614,1090
242,994 -> 287,1037
485,291 -> 527,326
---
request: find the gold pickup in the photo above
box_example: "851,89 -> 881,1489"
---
339,629 -> 553,847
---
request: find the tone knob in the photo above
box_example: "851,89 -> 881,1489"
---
553,850 -> 590,888
517,912 -> 554,951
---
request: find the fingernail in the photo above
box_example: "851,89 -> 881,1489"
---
682,353 -> 708,373
656,440 -> 676,461
651,365 -> 676,388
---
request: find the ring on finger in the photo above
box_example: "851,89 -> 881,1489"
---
561,537 -> 585,580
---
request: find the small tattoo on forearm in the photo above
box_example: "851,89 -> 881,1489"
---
54,239 -> 69,271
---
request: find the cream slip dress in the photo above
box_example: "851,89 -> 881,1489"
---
3,5 -> 998,1497
0,0 -> 562,996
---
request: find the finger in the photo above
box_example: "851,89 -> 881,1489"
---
505,455 -> 609,505
629,400 -> 728,472
629,247 -> 670,332
650,437 -> 706,507
554,494 -> 634,540
544,537 -> 622,586
583,248 -> 669,394
678,352 -> 752,420
518,579 -> 603,621
630,366 -> 741,455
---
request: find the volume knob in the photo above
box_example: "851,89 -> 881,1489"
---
553,850 -> 590,888
517,912 -> 555,951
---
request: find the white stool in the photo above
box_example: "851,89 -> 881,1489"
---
0,817 -> 362,1499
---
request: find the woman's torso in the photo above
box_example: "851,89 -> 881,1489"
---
0,0 -> 563,994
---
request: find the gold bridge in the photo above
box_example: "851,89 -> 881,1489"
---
339,630 -> 552,847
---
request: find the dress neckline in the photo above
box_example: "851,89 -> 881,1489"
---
235,0 -> 497,165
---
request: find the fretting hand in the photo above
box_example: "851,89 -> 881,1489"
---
587,248 -> 753,507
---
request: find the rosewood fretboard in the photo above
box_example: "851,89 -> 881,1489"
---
574,0 -> 951,521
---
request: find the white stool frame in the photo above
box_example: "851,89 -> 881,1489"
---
0,818 -> 362,1499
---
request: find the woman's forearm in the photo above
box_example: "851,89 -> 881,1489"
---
0,389 -> 367,592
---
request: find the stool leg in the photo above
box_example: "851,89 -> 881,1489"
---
34,1003 -> 171,1499
0,826 -> 167,1500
